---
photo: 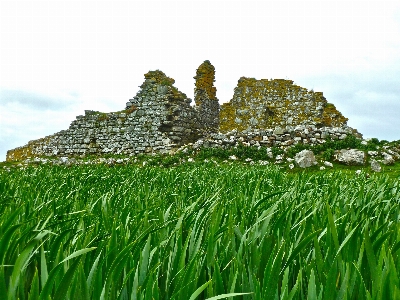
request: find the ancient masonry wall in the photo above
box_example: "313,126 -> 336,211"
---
197,125 -> 360,149
220,77 -> 348,133
7,71 -> 201,161
6,61 -> 356,162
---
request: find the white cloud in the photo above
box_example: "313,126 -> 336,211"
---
1,0 -> 400,160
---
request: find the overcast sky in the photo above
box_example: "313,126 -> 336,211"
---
1,0 -> 400,161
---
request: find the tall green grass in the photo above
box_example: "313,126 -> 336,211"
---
0,164 -> 399,299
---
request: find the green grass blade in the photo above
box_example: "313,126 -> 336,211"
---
28,267 -> 40,300
284,230 -> 322,271
87,249 -> 103,293
7,230 -> 50,300
326,204 -> 340,253
335,266 -> 349,300
38,247 -> 96,300
0,206 -> 22,235
333,223 -> 360,262
59,247 -> 97,264
188,279 -> 212,300
139,234 -> 151,286
40,245 -> 48,289
364,226 -> 377,278
0,224 -> 21,264
285,269 -> 301,300
54,257 -> 83,300
373,231 -> 394,253
0,266 -> 6,298
205,293 -> 253,300
307,269 -> 317,300
263,240 -> 285,298
313,233 -> 325,283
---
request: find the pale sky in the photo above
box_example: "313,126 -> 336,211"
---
1,0 -> 400,161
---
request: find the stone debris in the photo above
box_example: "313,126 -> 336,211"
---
334,149 -> 366,166
382,152 -> 395,165
294,150 -> 317,168
370,160 -> 382,172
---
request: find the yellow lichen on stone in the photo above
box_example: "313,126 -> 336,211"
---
219,102 -> 237,132
144,70 -> 175,86
321,103 -> 349,127
219,77 -> 348,132
194,60 -> 217,102
6,145 -> 32,162
7,136 -> 46,161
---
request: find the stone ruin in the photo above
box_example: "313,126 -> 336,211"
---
220,77 -> 348,132
6,60 -> 357,162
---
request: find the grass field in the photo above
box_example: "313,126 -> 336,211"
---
1,163 -> 399,299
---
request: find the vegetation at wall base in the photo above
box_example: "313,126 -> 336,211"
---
1,163 -> 399,299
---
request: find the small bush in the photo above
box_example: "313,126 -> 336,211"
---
271,146 -> 284,157
161,155 -> 181,167
321,148 -> 335,161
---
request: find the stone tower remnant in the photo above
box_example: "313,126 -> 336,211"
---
194,60 -> 220,132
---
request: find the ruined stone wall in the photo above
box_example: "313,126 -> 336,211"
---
197,125 -> 360,149
6,62 -> 358,162
7,71 -> 200,162
220,77 -> 348,133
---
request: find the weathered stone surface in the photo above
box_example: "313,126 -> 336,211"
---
370,160 -> 382,172
382,152 -> 395,165
194,60 -> 220,131
295,150 -> 317,168
334,149 -> 366,165
220,77 -> 349,133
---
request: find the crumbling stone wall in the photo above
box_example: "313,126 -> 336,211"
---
126,70 -> 200,145
220,77 -> 348,133
197,125 -> 360,149
7,71 -> 200,161
193,60 -> 220,131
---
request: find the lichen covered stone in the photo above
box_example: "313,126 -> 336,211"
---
220,77 -> 348,133
194,60 -> 220,131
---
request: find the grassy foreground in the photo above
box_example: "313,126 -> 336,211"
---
1,164 -> 399,299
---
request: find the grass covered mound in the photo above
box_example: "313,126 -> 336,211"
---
1,164 -> 400,299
